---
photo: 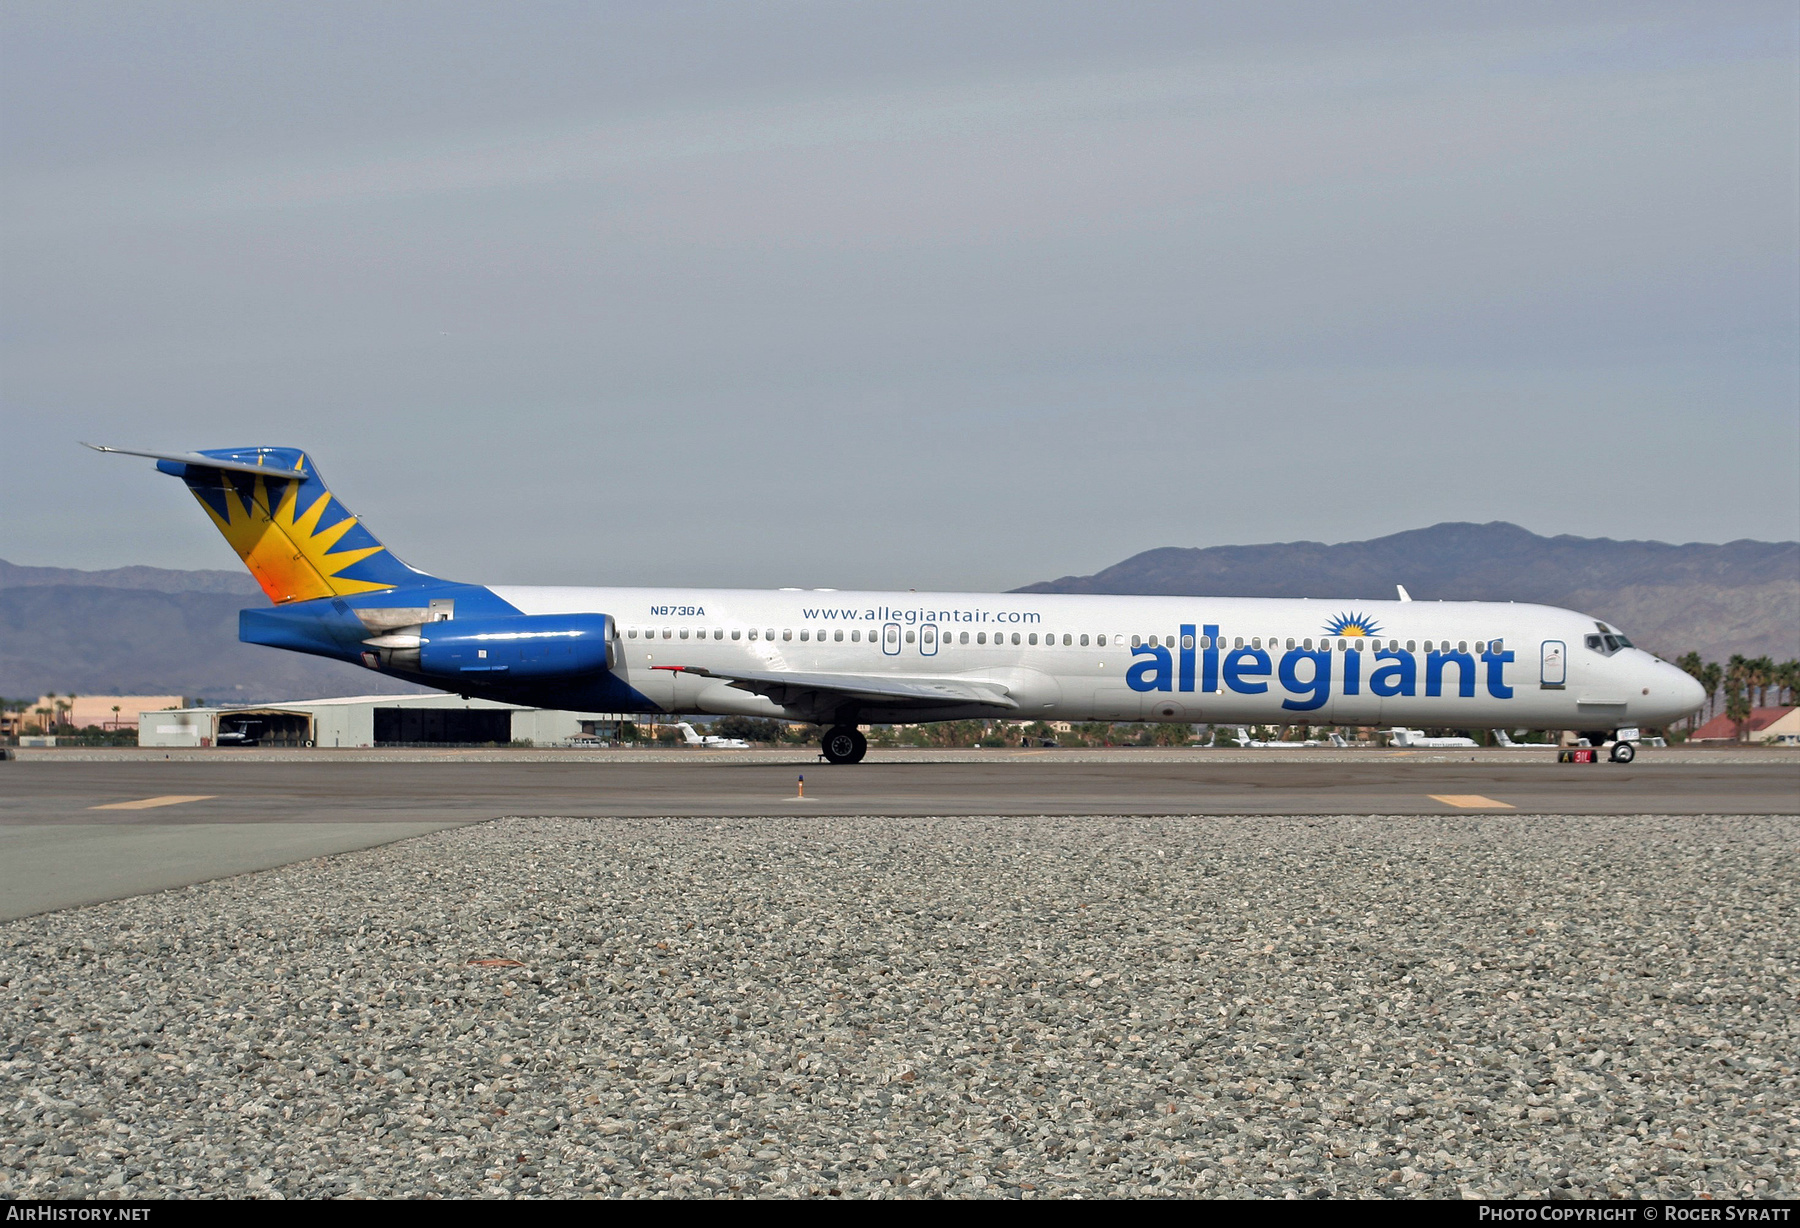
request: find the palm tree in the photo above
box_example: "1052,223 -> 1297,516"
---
1725,682 -> 1752,742
1701,662 -> 1723,722
1750,657 -> 1776,708
1775,659 -> 1800,707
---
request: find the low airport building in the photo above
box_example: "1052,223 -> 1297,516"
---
137,693 -> 649,749
1688,705 -> 1800,745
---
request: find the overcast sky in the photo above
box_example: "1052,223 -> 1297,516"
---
3,1 -> 1796,591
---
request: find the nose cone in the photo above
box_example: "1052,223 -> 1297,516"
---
1640,656 -> 1707,722
1678,668 -> 1708,714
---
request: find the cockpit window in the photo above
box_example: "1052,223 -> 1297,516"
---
1614,633 -> 1632,647
1602,634 -> 1620,651
1586,635 -> 1602,650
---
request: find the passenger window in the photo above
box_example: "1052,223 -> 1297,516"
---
1079,633 -> 1090,647
977,632 -> 987,644
680,629 -> 690,639
628,629 -> 638,638
850,629 -> 860,642
1474,641 -> 1484,654
748,629 -> 758,640
1024,632 -> 1034,645
1234,637 -> 1244,649
1458,640 -> 1468,653
782,629 -> 792,641
731,629 -> 741,640
1096,634 -> 1106,646
663,629 -> 672,639
799,630 -> 809,641
1011,632 -> 1021,645
834,629 -> 843,642
906,630 -> 916,643
766,629 -> 775,640
960,631 -> 969,644
1491,638 -> 1503,652
1181,634 -> 1193,650
1251,637 -> 1261,649
1131,635 -> 1142,648
1338,639 -> 1348,651
1405,640 -> 1414,651
1286,638 -> 1296,650
1301,638 -> 1311,650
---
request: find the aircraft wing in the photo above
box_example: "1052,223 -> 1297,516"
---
657,665 -> 1020,711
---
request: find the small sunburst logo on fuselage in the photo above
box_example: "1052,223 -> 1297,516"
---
1324,611 -> 1382,638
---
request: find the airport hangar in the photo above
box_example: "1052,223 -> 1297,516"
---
136,693 -> 648,749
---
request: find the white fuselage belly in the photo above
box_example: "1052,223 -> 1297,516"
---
489,586 -> 1700,729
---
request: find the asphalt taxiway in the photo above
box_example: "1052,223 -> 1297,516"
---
2,753 -> 1794,920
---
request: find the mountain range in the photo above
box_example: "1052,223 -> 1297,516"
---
1015,522 -> 1798,664
3,521 -> 1794,699
0,560 -> 426,701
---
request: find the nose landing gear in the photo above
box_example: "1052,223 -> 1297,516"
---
821,725 -> 867,764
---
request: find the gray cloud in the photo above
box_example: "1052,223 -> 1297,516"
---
3,2 -> 1794,591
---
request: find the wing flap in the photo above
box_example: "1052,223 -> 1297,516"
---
661,665 -> 1018,710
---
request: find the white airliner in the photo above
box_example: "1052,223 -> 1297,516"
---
675,722 -> 750,749
89,444 -> 1707,765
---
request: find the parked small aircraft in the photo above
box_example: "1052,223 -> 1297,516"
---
676,722 -> 751,749
1228,727 -> 1348,748
1385,728 -> 1479,748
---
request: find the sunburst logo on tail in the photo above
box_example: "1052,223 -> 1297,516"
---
1324,611 -> 1383,638
186,451 -> 404,603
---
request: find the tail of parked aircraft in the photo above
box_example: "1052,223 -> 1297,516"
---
86,444 -> 436,604
676,722 -> 706,745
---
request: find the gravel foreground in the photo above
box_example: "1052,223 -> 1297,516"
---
2,814 -> 1795,1200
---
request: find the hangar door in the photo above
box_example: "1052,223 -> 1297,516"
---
374,708 -> 512,745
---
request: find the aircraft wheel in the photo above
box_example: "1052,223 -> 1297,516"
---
1609,740 -> 1636,764
821,726 -> 867,764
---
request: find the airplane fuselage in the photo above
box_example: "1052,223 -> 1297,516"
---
479,585 -> 1701,731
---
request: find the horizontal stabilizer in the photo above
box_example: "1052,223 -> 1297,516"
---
83,442 -> 312,480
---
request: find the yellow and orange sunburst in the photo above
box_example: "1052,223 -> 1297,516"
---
1324,611 -> 1383,638
194,470 -> 392,604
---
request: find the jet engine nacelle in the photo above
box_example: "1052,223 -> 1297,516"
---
414,613 -> 618,680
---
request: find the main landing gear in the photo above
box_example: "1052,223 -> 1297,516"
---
821,725 -> 867,765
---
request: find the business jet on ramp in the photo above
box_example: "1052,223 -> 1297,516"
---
88,445 -> 1707,765
1228,727 -> 1348,748
1385,728 -> 1480,749
675,722 -> 750,749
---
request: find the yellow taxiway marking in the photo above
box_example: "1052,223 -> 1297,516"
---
89,794 -> 217,811
1429,794 -> 1514,810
